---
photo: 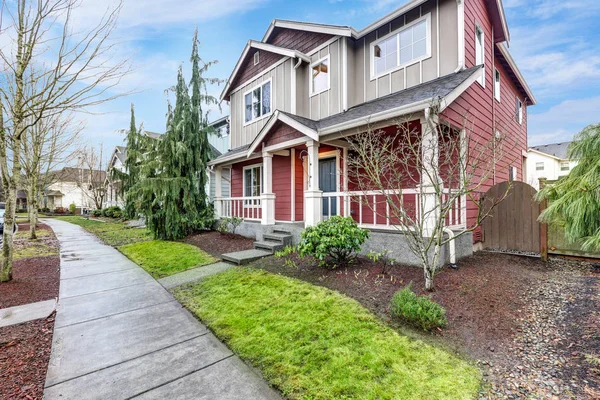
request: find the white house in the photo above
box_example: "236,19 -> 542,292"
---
44,167 -> 107,212
526,142 -> 577,190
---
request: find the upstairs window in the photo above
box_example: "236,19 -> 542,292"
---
254,51 -> 260,65
475,25 -> 485,86
509,165 -> 517,181
536,162 -> 544,171
516,98 -> 523,124
244,80 -> 271,124
494,69 -> 501,101
311,56 -> 330,95
560,162 -> 570,171
371,14 -> 430,79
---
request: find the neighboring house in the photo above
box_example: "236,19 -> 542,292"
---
527,142 -> 577,190
44,167 -> 107,212
105,145 -> 127,208
209,0 -> 535,247
208,117 -> 232,201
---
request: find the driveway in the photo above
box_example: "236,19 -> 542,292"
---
43,218 -> 280,400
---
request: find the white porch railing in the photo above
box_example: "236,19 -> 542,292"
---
215,196 -> 262,221
321,189 -> 467,230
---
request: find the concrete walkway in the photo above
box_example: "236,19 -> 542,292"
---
158,261 -> 235,289
0,299 -> 56,328
43,219 -> 280,400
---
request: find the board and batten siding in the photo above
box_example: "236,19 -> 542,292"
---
229,58 -> 293,148
306,38 -> 343,120
349,0 -> 458,108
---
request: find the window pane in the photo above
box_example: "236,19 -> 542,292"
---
376,58 -> 386,75
262,82 -> 271,115
385,36 -> 397,53
400,46 -> 412,64
413,21 -> 427,41
244,169 -> 252,195
312,59 -> 329,93
413,38 -> 426,58
245,93 -> 252,122
253,88 -> 261,104
386,53 -> 397,70
400,29 -> 412,47
374,44 -> 382,58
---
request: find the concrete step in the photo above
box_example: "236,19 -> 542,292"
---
263,233 -> 292,246
253,240 -> 284,252
221,249 -> 272,265
271,228 -> 292,236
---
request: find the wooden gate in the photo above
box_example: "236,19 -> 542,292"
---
481,181 -> 541,253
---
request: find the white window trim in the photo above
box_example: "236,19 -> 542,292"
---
516,97 -> 523,125
536,162 -> 544,171
309,55 -> 331,97
369,13 -> 432,81
494,68 -> 501,102
475,24 -> 485,87
242,163 -> 263,207
242,78 -> 273,127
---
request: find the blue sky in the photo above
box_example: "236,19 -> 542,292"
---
63,0 -> 600,151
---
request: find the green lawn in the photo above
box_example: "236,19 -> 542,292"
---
54,216 -> 152,247
174,269 -> 481,400
119,240 -> 218,278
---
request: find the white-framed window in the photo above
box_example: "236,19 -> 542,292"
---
494,68 -> 501,101
243,164 -> 263,199
475,25 -> 485,86
370,13 -> 431,79
310,56 -> 330,96
254,51 -> 259,65
560,162 -> 570,171
244,80 -> 271,125
536,162 -> 544,171
516,98 -> 523,124
509,165 -> 517,181
219,125 -> 229,137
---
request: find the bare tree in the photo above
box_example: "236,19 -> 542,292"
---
21,112 -> 82,239
75,144 -> 108,210
0,0 -> 130,282
346,105 -> 516,290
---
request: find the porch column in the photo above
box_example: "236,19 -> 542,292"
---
214,166 -> 222,218
420,111 -> 441,237
304,140 -> 322,227
261,152 -> 276,225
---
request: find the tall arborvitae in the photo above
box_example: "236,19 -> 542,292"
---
134,30 -> 220,240
113,104 -> 145,219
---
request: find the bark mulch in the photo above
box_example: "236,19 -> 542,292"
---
0,222 -> 61,399
250,251 -> 600,399
0,313 -> 55,400
184,230 -> 255,258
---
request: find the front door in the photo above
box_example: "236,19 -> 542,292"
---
319,158 -> 337,218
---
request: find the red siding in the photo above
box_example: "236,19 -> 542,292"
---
269,28 -> 333,54
441,0 -> 528,240
294,148 -> 304,221
264,122 -> 306,147
273,155 -> 292,221
228,49 -> 283,97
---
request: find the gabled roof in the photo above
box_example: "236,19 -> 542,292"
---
211,66 -> 482,164
530,142 -> 572,160
220,41 -> 310,101
262,20 -> 357,42
495,43 -> 536,105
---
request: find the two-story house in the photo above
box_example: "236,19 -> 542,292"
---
209,0 -> 535,254
526,142 -> 577,190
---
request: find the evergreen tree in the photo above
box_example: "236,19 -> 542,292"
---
537,123 -> 600,250
113,104 -> 145,219
133,30 -> 221,240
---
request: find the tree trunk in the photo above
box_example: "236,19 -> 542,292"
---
1,178 -> 17,282
29,181 -> 38,239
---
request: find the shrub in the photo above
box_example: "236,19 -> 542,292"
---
102,206 -> 122,218
216,216 -> 243,235
54,207 -> 69,214
40,207 -> 50,213
366,249 -> 396,275
69,202 -> 77,215
390,284 -> 447,331
91,209 -> 102,217
298,216 -> 369,268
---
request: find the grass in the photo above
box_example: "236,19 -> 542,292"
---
13,241 -> 58,259
174,268 -> 481,400
119,240 -> 218,279
54,216 -> 152,247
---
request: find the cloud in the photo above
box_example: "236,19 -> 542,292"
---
528,97 -> 600,145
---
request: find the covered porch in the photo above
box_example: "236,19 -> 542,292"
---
212,110 -> 467,233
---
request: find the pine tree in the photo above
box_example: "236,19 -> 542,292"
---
113,104 -> 145,219
133,30 -> 220,240
537,123 -> 600,250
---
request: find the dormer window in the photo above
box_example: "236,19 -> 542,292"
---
370,14 -> 431,79
254,51 -> 259,65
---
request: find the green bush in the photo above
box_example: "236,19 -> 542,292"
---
216,216 -> 243,235
390,284 -> 447,331
69,202 -> 77,215
91,209 -> 102,217
102,206 -> 122,218
298,216 -> 369,268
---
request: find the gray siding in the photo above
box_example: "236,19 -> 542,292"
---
305,38 -> 344,120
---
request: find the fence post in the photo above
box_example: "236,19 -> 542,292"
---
539,178 -> 548,261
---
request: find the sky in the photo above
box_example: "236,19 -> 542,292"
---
8,0 -> 600,152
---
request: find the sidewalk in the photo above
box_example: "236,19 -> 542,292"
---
43,218 -> 280,400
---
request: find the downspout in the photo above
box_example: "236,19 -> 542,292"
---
491,25 -> 497,185
443,227 -> 457,266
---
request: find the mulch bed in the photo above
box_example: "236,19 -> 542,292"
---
250,251 -> 600,398
0,313 -> 55,400
184,231 -> 255,258
0,222 -> 60,399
